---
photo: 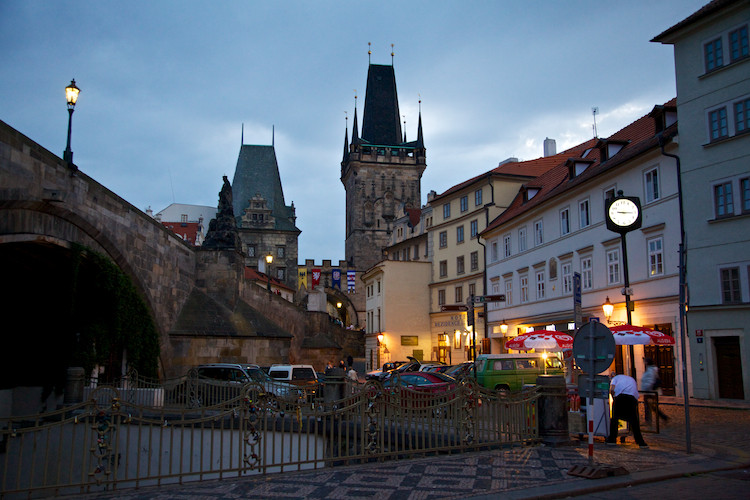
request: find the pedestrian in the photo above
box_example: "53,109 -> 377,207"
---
325,360 -> 334,376
641,358 -> 669,423
347,365 -> 358,382
606,372 -> 648,448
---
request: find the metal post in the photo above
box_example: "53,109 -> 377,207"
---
621,232 -> 637,379
64,107 -> 74,163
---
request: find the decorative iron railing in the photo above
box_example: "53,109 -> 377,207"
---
0,378 -> 539,498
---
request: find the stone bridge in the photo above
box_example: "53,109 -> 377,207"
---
0,120 -> 363,383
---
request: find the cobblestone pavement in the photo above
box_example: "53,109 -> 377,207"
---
76,400 -> 750,500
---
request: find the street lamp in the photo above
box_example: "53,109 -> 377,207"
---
265,254 -> 273,295
63,79 -> 80,164
602,296 -> 614,323
500,319 -> 508,335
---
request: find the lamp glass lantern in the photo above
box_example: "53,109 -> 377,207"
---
602,296 -> 614,323
63,79 -> 80,164
500,320 -> 508,335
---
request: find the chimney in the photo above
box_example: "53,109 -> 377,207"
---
544,138 -> 557,157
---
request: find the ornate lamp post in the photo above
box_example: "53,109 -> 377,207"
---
265,254 -> 273,296
63,79 -> 80,164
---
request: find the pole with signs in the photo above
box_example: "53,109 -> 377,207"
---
573,320 -> 616,464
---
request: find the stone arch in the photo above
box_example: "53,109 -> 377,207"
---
324,287 -> 359,328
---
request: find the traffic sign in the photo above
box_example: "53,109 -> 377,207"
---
441,305 -> 468,312
572,321 -> 616,375
472,294 -> 506,303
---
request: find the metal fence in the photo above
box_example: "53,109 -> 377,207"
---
0,378 -> 539,498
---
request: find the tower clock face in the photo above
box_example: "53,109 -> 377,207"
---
608,198 -> 639,227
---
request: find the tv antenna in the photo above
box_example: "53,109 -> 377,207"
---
592,107 -> 599,138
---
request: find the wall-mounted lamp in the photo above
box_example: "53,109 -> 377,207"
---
602,296 -> 614,322
500,320 -> 508,335
377,333 -> 384,344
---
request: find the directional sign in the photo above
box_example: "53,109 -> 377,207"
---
441,305 -> 468,312
577,374 -> 610,399
572,321 -> 616,375
472,294 -> 506,303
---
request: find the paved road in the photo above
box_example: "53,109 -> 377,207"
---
76,400 -> 750,500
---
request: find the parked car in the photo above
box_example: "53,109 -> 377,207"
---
419,362 -> 447,372
367,357 -> 421,381
193,363 -> 303,404
474,353 -> 563,391
383,372 -> 457,393
267,364 -> 319,400
366,360 -> 408,380
445,362 -> 475,379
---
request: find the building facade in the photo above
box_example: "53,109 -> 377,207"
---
482,104 -> 683,393
654,0 -> 750,400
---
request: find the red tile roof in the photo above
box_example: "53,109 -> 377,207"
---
162,221 -> 201,245
482,100 -> 677,235
244,267 -> 294,292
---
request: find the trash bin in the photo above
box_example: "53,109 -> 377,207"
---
536,375 -> 570,446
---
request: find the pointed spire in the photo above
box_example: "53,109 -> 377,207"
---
416,99 -> 424,149
272,125 -> 275,147
403,116 -> 407,142
352,93 -> 359,144
391,43 -> 394,66
241,123 -> 244,146
368,42 -> 371,64
342,113 -> 349,162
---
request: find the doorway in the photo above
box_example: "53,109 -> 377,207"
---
714,336 -> 745,399
644,323 -> 676,396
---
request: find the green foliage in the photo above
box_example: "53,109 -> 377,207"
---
69,244 -> 159,379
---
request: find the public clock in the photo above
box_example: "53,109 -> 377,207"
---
605,195 -> 642,232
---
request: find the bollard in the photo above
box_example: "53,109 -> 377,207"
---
64,366 -> 86,405
324,374 -> 345,405
536,374 -> 571,446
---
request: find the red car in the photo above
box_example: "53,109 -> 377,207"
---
384,372 -> 456,394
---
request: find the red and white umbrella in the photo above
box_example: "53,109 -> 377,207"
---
609,324 -> 676,345
506,332 -> 574,351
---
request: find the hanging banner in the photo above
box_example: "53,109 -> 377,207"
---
298,268 -> 307,290
312,268 -> 321,288
332,269 -> 341,289
347,270 -> 356,293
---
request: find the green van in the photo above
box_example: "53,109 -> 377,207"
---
475,353 -> 564,391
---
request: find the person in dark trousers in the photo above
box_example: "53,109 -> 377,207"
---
641,357 -> 669,423
607,372 -> 648,448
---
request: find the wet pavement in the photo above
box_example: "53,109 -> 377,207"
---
76,398 -> 750,500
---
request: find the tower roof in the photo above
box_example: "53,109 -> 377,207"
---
231,144 -> 299,232
361,64 -> 403,146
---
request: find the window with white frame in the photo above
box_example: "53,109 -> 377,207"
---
504,279 -> 513,306
704,36 -> 723,72
742,178 -> 750,213
439,230 -> 448,248
470,219 -> 478,238
456,225 -> 464,244
443,203 -> 451,219
491,241 -> 498,262
518,227 -> 527,252
460,195 -> 468,212
709,107 -> 729,141
503,234 -> 512,258
560,208 -> 570,235
714,181 -> 734,218
475,188 -> 483,206
644,167 -> 660,203
604,187 -> 616,202
648,237 -> 664,277
470,251 -> 479,271
562,262 -> 573,294
579,199 -> 590,229
534,220 -> 543,246
581,256 -> 593,290
438,289 -> 446,306
607,248 -> 621,285
439,260 -> 447,277
536,269 -> 545,299
729,24 -> 748,63
520,275 -> 529,303
455,286 -> 463,303
720,267 -> 741,304
457,255 -> 465,275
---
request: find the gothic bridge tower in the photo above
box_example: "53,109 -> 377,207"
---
341,63 -> 426,271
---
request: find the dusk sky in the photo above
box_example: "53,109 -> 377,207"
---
1,0 -> 707,264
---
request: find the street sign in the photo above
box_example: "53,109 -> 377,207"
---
577,374 -> 610,399
441,305 -> 468,312
572,321 -> 616,375
472,294 -> 506,303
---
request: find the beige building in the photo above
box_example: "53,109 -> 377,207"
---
653,0 -> 750,400
361,260 -> 431,371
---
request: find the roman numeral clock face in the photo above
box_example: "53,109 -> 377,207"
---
608,198 -> 639,227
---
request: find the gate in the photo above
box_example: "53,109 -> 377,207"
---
0,378 -> 538,498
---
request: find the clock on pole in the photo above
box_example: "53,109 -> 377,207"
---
605,192 -> 642,233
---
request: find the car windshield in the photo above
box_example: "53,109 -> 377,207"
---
430,372 -> 457,383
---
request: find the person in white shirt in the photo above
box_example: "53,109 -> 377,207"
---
606,372 -> 648,448
641,357 -> 669,423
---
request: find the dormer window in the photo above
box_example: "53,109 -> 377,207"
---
566,158 -> 594,179
522,187 -> 540,203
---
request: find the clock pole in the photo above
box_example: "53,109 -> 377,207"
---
621,230 -> 636,378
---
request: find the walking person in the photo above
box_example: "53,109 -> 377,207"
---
606,372 -> 648,448
641,357 -> 669,423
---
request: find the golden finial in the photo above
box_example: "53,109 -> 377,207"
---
368,42 -> 371,64
391,43 -> 395,65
